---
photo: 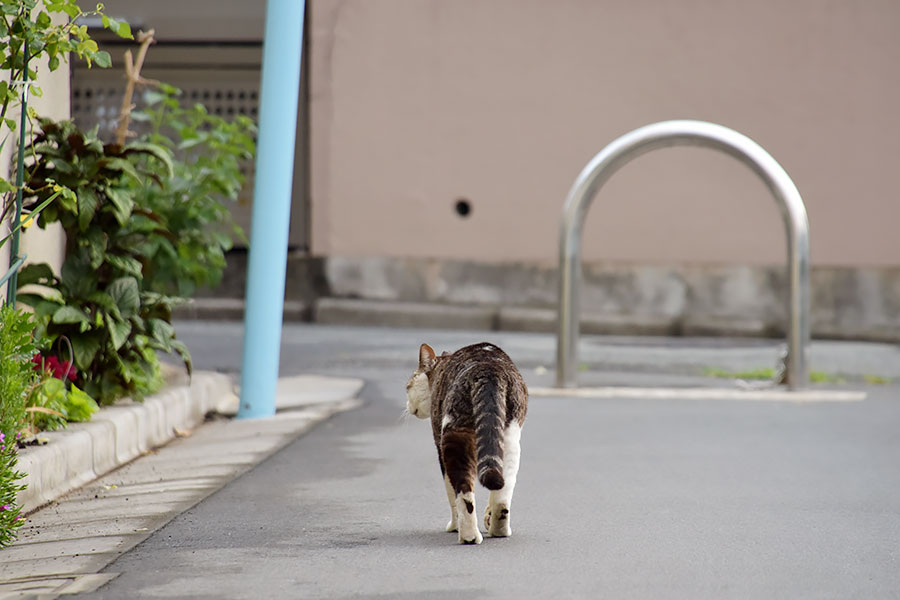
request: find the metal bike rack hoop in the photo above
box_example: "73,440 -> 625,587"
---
556,120 -> 810,390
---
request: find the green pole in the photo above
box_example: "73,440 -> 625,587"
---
6,38 -> 29,306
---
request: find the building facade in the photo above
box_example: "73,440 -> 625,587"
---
68,1 -> 900,339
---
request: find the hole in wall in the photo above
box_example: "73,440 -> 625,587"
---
455,199 -> 472,218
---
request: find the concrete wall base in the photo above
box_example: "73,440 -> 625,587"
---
197,253 -> 900,342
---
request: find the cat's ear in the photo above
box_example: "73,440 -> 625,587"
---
419,343 -> 436,369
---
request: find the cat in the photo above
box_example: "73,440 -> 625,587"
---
406,342 -> 528,545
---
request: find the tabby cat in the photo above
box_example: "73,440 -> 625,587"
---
406,342 -> 528,545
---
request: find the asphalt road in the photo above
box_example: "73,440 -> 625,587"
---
79,323 -> 900,599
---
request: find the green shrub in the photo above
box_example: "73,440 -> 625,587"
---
24,361 -> 98,435
0,306 -> 36,547
17,119 -> 190,405
132,84 -> 254,298
16,84 -> 254,406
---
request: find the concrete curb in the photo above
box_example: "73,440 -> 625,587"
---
173,298 -> 310,322
14,372 -> 236,515
315,297 -> 497,330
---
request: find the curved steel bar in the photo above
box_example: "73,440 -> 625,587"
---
556,120 -> 810,390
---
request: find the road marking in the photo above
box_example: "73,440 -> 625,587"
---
529,386 -> 866,402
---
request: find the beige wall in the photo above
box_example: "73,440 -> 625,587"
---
1,5 -> 69,299
20,26 -> 70,274
309,0 -> 900,268
97,0 -> 263,42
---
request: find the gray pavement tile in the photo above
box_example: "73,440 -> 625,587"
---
31,499 -> 195,522
0,552 -> 119,580
0,535 -> 132,563
64,478 -> 225,501
0,577 -> 75,598
14,516 -> 162,544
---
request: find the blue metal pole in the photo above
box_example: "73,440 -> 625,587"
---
238,0 -> 305,419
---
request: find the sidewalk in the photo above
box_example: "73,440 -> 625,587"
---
0,373 -> 363,598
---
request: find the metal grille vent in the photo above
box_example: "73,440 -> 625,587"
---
69,43 -> 308,250
71,55 -> 262,243
71,80 -> 260,140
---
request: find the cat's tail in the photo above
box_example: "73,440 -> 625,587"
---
473,376 -> 506,490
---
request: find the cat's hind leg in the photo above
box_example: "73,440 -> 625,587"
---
441,429 -> 482,545
485,421 -> 522,537
443,473 -> 457,532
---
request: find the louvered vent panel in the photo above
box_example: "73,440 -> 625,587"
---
71,56 -> 263,246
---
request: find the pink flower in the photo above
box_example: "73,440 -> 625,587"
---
32,353 -> 78,382
0,505 -> 11,511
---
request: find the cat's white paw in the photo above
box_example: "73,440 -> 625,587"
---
446,519 -> 458,533
486,504 -> 512,537
455,491 -> 481,544
458,528 -> 483,545
490,521 -> 512,538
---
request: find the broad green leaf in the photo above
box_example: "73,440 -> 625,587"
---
124,141 -> 174,178
16,295 -> 63,322
64,385 -> 99,422
77,187 -> 99,231
56,184 -> 78,212
71,333 -> 101,370
83,228 -> 107,269
86,290 -> 120,319
100,157 -> 140,182
61,2 -> 80,18
15,292 -> 49,308
106,254 -> 143,278
147,318 -> 174,348
52,305 -> 90,325
61,253 -> 97,298
116,20 -> 133,40
107,277 -> 140,318
104,187 -> 134,224
91,50 -> 112,68
105,313 -> 132,351
170,339 -> 193,376
17,262 -> 56,287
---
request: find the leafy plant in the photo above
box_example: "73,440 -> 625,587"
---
131,84 -> 254,297
24,378 -> 98,434
17,118 -> 190,405
0,434 -> 24,547
1,0 -> 132,231
24,351 -> 98,434
0,306 -> 35,547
